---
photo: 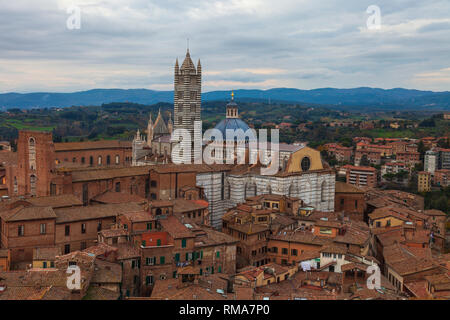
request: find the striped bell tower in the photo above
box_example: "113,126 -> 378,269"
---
172,49 -> 202,163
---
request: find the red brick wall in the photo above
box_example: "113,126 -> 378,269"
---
148,171 -> 197,200
1,218 -> 56,263
55,217 -> 116,253
55,148 -> 132,167
335,192 -> 366,215
16,131 -> 56,197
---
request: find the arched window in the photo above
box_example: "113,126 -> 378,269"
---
301,157 -> 311,171
245,183 -> 256,199
89,156 -> 93,166
106,155 -> 111,165
28,137 -> 36,170
115,155 -> 120,165
283,156 -> 289,170
13,176 -> 18,194
98,156 -> 102,165
288,184 -> 298,197
30,174 -> 37,196
321,181 -> 326,202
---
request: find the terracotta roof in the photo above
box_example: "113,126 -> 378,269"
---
92,191 -> 147,204
173,199 -> 209,214
314,219 -> 343,229
116,243 -> 141,260
297,250 -> 321,261
159,215 -> 195,239
70,166 -> 153,182
90,260 -> 122,284
150,278 -> 231,300
270,230 -> 329,246
54,140 -> 131,152
383,243 -> 437,276
83,286 -> 120,300
227,222 -> 269,235
369,207 -> 411,222
335,181 -> 365,194
424,209 -> 446,217
26,194 -> 83,208
0,205 -> 56,222
120,210 -> 154,223
403,281 -> 430,299
83,243 -> 118,258
425,273 -> 450,291
333,225 -> 370,246
54,203 -> 142,223
194,226 -> 238,247
340,262 -> 369,272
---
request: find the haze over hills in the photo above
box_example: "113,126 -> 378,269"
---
1,87 -> 449,111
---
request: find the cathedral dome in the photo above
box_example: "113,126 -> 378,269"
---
214,118 -> 251,137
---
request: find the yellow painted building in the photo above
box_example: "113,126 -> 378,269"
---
418,171 -> 431,192
32,247 -> 60,269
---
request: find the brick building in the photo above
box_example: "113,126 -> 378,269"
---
354,150 -> 381,166
222,195 -> 301,269
396,151 -> 420,167
334,181 -> 366,218
433,169 -> 450,187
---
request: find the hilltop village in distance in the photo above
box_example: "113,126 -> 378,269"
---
0,50 -> 449,301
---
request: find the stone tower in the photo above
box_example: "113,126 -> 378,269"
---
172,49 -> 202,163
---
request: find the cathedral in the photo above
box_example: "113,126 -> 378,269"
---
132,49 -> 336,229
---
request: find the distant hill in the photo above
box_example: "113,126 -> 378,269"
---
1,87 -> 449,111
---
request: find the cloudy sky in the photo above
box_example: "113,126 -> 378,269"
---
0,0 -> 449,93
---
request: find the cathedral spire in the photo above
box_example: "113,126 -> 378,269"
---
147,113 -> 153,146
167,111 -> 173,134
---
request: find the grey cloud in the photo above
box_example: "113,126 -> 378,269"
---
0,0 -> 449,92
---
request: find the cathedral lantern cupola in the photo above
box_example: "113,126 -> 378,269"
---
226,91 -> 239,119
